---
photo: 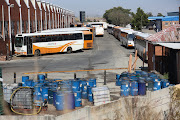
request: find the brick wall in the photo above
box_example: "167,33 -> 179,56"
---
162,21 -> 179,30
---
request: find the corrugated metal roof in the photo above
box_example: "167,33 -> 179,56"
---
134,32 -> 151,38
157,43 -> 180,49
146,24 -> 180,43
148,16 -> 179,21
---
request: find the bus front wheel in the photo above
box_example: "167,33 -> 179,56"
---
67,47 -> 72,54
34,50 -> 41,56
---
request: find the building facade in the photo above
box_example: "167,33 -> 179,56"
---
0,0 -> 75,58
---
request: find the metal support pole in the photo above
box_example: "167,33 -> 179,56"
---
45,73 -> 47,80
104,70 -> 106,85
14,72 -> 16,83
74,73 -> 76,80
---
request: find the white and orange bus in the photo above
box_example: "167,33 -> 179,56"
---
41,27 -> 94,49
14,31 -> 84,56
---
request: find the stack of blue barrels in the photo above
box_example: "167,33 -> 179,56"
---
116,71 -> 171,97
21,75 -> 97,111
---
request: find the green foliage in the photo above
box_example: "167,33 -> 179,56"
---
103,7 -> 132,26
131,7 -> 149,30
157,13 -> 163,16
163,72 -> 169,79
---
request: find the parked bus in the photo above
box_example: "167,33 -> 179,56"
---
87,22 -> 108,29
95,26 -> 104,36
83,31 -> 94,49
14,31 -> 84,56
107,24 -> 115,34
134,32 -> 151,61
41,27 -> 94,49
119,28 -> 137,48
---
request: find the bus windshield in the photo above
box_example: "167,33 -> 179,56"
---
84,34 -> 92,40
15,37 -> 23,47
128,34 -> 135,41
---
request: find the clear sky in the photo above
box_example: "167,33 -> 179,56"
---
43,0 -> 180,17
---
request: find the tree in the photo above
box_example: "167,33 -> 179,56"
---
131,7 -> 149,30
103,7 -> 132,26
157,13 -> 163,16
147,12 -> 153,17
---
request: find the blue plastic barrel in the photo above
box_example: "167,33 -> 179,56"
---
82,85 -> 88,99
80,80 -> 87,91
42,87 -> 49,102
32,81 -> 38,87
55,93 -> 64,111
138,80 -> 146,95
130,81 -> 138,96
87,86 -> 93,102
89,79 -> 96,87
116,74 -> 121,80
161,79 -> 169,88
121,72 -> 129,77
129,76 -> 138,80
53,91 -> 57,106
48,89 -> 53,104
141,71 -> 148,77
22,76 -> 29,86
153,78 -> 160,82
38,74 -> 45,80
64,91 -> 75,109
87,81 -> 94,87
26,79 -> 33,87
34,85 -> 41,100
153,81 -> 161,91
72,80 -> 80,92
120,81 -> 129,97
116,79 -> 121,86
135,71 -> 142,74
74,91 -> 82,107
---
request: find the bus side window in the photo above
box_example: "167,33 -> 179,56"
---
41,36 -> 46,42
52,36 -> 58,41
58,35 -> 63,41
64,34 -> 69,40
46,36 -> 52,42
24,37 -> 27,45
69,34 -> 76,40
76,33 -> 82,40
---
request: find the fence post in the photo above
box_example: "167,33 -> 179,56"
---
104,70 -> 106,85
45,73 -> 47,80
14,72 -> 16,83
74,73 -> 76,80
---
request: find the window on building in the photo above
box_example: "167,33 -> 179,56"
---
17,21 -> 19,34
11,21 -> 14,35
0,21 -> 2,34
165,22 -> 168,26
22,21 -> 24,33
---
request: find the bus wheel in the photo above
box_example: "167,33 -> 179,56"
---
34,50 -> 41,56
67,47 -> 72,54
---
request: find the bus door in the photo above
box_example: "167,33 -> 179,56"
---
27,37 -> 33,54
